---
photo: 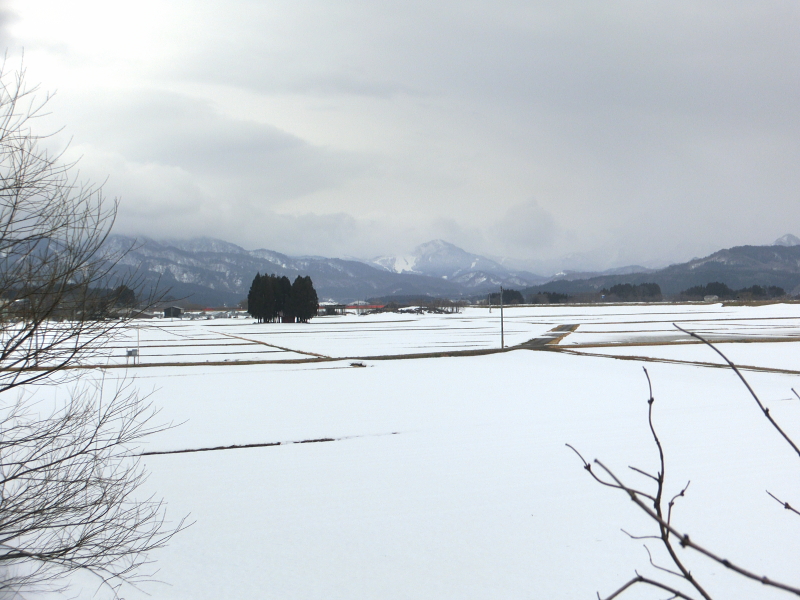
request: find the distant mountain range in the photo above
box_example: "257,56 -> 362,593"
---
104,233 -> 800,306
522,235 -> 800,298
105,236 -> 458,306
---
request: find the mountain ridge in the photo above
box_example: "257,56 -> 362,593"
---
521,243 -> 800,298
104,235 -> 537,305
104,235 -> 800,305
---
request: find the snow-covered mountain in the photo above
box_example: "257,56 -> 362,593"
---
103,235 -> 800,306
549,264 -> 656,281
367,240 -> 549,288
102,235 -> 544,306
774,233 -> 800,247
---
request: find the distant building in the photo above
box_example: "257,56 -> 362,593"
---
704,295 -> 719,302
318,302 -> 346,316
164,306 -> 182,318
346,303 -> 386,314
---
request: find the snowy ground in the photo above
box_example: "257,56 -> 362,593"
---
105,309 -> 557,363
28,304 -> 800,599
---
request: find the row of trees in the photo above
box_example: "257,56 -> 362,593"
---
520,281 -> 791,304
489,289 -> 525,304
487,284 -> 662,305
247,273 -> 318,323
528,291 -> 571,304
679,281 -> 786,300
601,282 -> 662,301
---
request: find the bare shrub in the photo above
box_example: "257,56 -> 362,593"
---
0,60 -> 184,596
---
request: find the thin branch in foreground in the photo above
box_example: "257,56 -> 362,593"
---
767,491 -> 800,518
570,337 -> 800,599
643,544 -> 685,578
591,458 -> 800,596
598,573 -> 700,600
673,324 -> 800,460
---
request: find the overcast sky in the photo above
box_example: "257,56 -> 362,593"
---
3,1 -> 799,272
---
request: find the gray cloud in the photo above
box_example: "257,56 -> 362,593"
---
0,2 -> 15,48
488,200 -> 558,258
64,90 -> 366,205
9,1 -> 800,270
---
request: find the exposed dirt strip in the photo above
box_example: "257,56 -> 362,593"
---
555,315 -> 800,326
519,324 -> 579,348
550,347 -> 800,375
344,347 -> 515,361
219,331 -> 330,358
558,336 -> 800,349
5,345 -> 515,371
141,431 -> 400,456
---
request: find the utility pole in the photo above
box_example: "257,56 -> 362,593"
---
500,286 -> 504,349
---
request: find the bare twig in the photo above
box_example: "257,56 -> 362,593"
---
628,465 -> 659,482
621,529 -> 661,541
0,61 -> 182,597
571,349 -> 800,599
644,544 -> 685,578
598,573 -> 699,600
642,368 -> 711,599
592,458 -> 800,595
767,491 -> 800,518
674,324 -> 800,459
668,481 -> 691,528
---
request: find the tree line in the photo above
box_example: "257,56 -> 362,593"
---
247,273 -> 318,323
679,281 -> 785,300
602,282 -> 662,301
491,283 -> 663,304
489,289 -> 525,304
516,280 -> 790,304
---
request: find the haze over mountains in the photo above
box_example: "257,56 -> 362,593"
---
365,240 -> 550,288
106,234 -> 800,306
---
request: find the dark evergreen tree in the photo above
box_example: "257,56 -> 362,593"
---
275,275 -> 292,322
261,275 -> 276,321
303,276 -> 319,322
290,275 -> 318,323
249,273 -> 316,323
247,273 -> 263,322
113,285 -> 137,307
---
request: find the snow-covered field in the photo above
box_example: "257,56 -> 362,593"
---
106,310 -> 556,363
36,305 -> 800,598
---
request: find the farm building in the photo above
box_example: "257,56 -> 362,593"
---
163,306 -> 183,318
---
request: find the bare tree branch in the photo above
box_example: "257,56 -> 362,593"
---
571,344 -> 800,599
766,491 -> 800,518
592,458 -> 800,596
0,60 -> 183,597
598,573 -> 700,600
673,324 -> 800,460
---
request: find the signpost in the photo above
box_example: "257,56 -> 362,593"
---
500,286 -> 504,349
